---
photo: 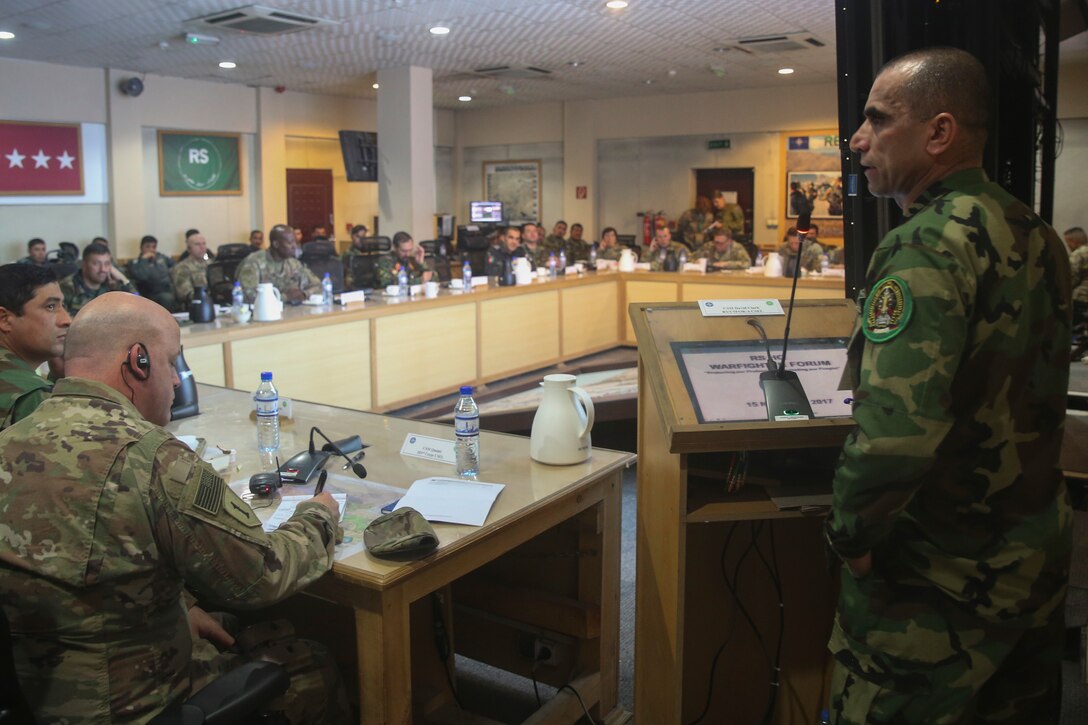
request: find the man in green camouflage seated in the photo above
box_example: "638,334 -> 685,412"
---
826,47 -> 1072,724
0,292 -> 349,723
695,228 -> 751,271
59,241 -> 135,314
236,224 -> 321,304
0,264 -> 70,430
376,231 -> 432,287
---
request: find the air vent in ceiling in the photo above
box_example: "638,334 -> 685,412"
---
730,33 -> 823,54
195,5 -> 337,35
473,66 -> 552,80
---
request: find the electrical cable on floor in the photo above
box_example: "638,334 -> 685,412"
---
559,683 -> 595,724
531,662 -> 542,708
752,520 -> 785,725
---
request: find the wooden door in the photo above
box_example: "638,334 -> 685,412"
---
694,168 -> 755,238
286,168 -> 334,243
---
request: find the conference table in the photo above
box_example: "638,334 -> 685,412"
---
178,268 -> 845,415
167,384 -> 635,724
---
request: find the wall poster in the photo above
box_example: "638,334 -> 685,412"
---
781,130 -> 843,240
158,130 -> 242,196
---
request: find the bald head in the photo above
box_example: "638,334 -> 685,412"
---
65,293 -> 181,425
881,47 -> 989,139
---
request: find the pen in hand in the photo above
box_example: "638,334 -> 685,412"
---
314,469 -> 328,495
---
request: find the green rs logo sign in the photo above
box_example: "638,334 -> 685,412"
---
158,130 -> 242,195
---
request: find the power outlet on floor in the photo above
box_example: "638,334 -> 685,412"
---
534,637 -> 558,665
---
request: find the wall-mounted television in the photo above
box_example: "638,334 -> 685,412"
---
469,200 -> 503,223
339,130 -> 377,182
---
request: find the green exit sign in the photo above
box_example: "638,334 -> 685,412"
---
708,139 -> 731,150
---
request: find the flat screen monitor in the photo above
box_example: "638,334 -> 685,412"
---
469,201 -> 503,223
338,130 -> 377,182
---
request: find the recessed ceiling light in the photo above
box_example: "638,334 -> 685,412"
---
429,25 -> 450,35
458,95 -> 472,102
219,61 -> 236,69
568,61 -> 584,67
643,79 -> 654,85
778,67 -> 794,75
372,83 -> 379,89
0,31 -> 15,40
606,1 -> 629,8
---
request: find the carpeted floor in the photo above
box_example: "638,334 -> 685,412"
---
456,466 -> 1088,723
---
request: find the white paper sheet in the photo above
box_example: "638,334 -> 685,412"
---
394,477 -> 504,526
263,494 -> 348,532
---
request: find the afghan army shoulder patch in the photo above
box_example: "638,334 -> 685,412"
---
863,275 -> 912,343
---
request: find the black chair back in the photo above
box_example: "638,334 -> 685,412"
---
216,243 -> 251,261
419,241 -> 451,282
205,261 -> 237,305
349,254 -> 380,291
303,256 -> 344,292
360,237 -> 391,254
616,234 -> 638,249
47,261 -> 79,282
58,242 -> 79,262
300,241 -> 336,259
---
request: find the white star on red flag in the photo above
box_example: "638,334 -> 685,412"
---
31,149 -> 51,169
5,148 -> 24,168
57,150 -> 75,169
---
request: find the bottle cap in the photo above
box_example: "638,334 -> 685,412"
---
460,385 -> 473,395
261,371 -> 273,381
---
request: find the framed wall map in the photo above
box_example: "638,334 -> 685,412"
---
158,130 -> 242,196
483,159 -> 540,222
780,130 -> 843,239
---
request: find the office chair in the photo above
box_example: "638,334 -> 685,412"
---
300,240 -> 336,259
419,241 -> 452,282
302,255 -> 345,292
360,237 -> 391,254
205,261 -> 237,306
147,661 -> 290,725
349,254 -> 379,290
216,243 -> 252,261
46,260 -> 79,281
616,234 -> 638,249
57,241 -> 79,262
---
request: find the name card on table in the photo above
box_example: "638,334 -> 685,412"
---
400,433 -> 457,465
698,299 -> 784,317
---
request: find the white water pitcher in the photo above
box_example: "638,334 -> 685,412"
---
530,374 -> 595,465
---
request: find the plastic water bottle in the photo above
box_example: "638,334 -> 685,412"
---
398,265 -> 409,297
818,709 -> 830,725
548,253 -> 558,279
454,385 -> 480,477
588,243 -> 598,268
462,260 -> 472,292
821,253 -> 830,274
322,272 -> 334,305
678,247 -> 688,267
558,249 -> 567,275
254,372 -> 279,471
231,280 -> 244,310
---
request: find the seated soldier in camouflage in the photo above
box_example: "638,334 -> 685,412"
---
0,292 -> 349,723
170,232 -> 212,310
0,264 -> 71,431
566,223 -> 590,261
126,235 -> 176,310
544,220 -> 568,255
340,224 -> 369,289
59,242 -> 135,314
376,231 -> 432,287
236,224 -> 321,304
519,223 -> 550,268
640,225 -> 687,271
596,227 -> 624,261
777,226 -> 824,276
696,228 -> 752,271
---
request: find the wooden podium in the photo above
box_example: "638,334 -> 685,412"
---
631,298 -> 857,724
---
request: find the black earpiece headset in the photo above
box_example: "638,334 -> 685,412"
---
125,342 -> 151,381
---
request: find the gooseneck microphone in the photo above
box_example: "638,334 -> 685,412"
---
755,212 -> 815,421
311,427 -> 368,479
746,319 -> 778,373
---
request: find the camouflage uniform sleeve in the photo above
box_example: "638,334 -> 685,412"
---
826,243 -> 972,559
375,257 -> 396,287
148,440 -> 339,609
802,242 -> 824,272
171,263 -> 192,306
59,275 -> 77,311
340,252 -> 354,289
236,256 -> 260,303
9,387 -> 50,426
723,245 -> 751,269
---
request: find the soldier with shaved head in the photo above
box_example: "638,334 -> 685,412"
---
828,47 -> 1071,723
0,293 -> 348,722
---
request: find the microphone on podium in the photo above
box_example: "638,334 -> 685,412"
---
755,212 -> 815,421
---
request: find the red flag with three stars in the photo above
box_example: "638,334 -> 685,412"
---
0,121 -> 83,195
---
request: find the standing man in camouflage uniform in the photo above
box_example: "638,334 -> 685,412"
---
827,47 -> 1071,724
777,226 -> 824,276
59,242 -> 135,314
710,190 -> 745,238
236,224 -> 321,304
0,292 -> 348,723
696,228 -> 751,271
170,232 -> 212,310
126,234 -> 176,310
376,231 -> 432,287
677,196 -> 715,250
0,264 -> 70,430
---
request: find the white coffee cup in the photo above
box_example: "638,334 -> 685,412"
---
232,305 -> 252,324
424,281 -> 439,298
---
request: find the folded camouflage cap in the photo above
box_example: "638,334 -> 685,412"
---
363,507 -> 438,559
